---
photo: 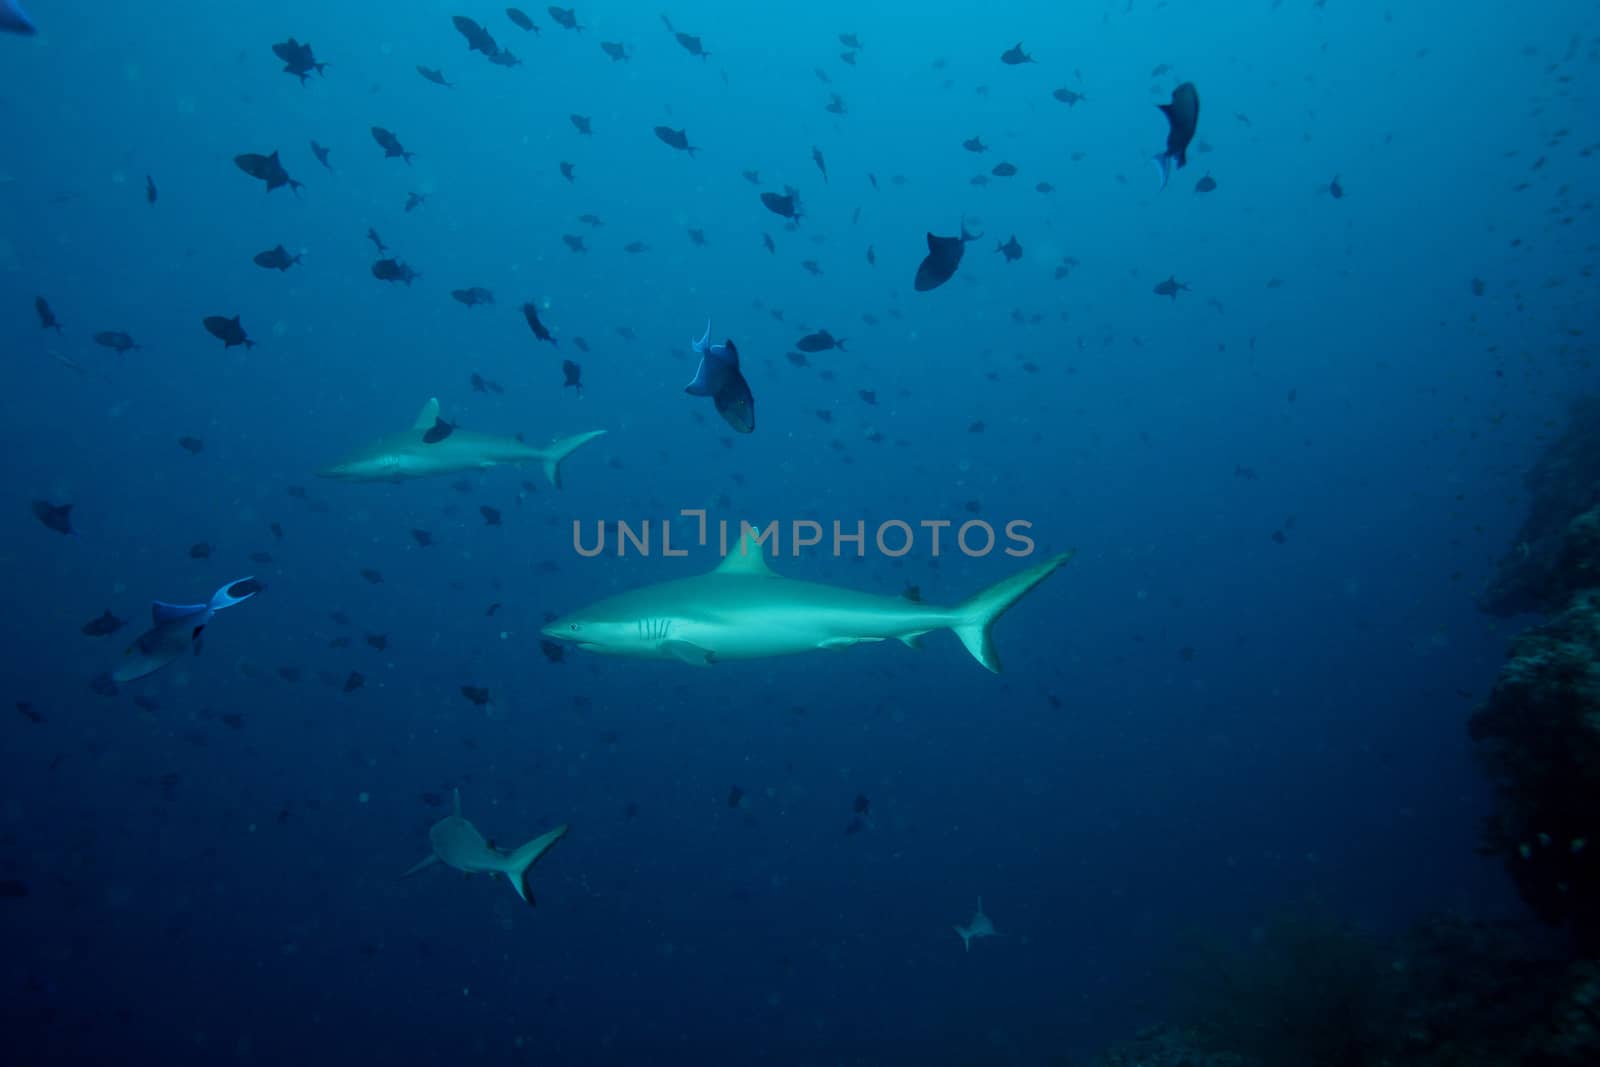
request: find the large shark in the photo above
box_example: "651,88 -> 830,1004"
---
404,789 -> 568,905
541,540 -> 1072,672
954,897 -> 997,951
318,398 -> 605,486
112,577 -> 259,683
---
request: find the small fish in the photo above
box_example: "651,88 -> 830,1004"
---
366,633 -> 389,651
235,150 -> 304,195
562,234 -> 587,253
343,671 -> 365,694
866,245 -> 875,266
1329,175 -> 1344,199
422,417 -> 455,444
825,93 -> 847,115
370,127 -> 414,164
1000,42 -> 1034,65
252,244 -> 301,271
203,315 -> 256,349
488,48 -> 521,68
796,330 -> 845,352
360,568 -> 383,584
839,32 -> 861,49
145,174 -> 158,204
417,65 -> 454,87
272,38 -> 328,84
962,136 -> 988,153
453,15 -> 500,56
762,233 -> 776,254
1194,173 -> 1217,193
812,146 -> 828,183
760,186 -> 802,221
405,191 -> 427,213
674,31 -> 710,59
461,685 -> 492,706
367,228 -> 388,254
539,638 -> 563,661
914,220 -> 980,292
35,296 -> 62,333
188,542 -> 212,560
310,140 -> 332,170
623,240 -> 648,253
995,235 -> 1022,262
411,529 -> 434,547
480,505 -> 502,526
571,113 -> 592,135
452,286 -> 495,308
1153,82 -> 1200,190
728,785 -> 745,808
93,331 -> 140,353
654,126 -> 700,156
858,390 -> 876,405
178,436 -> 204,454
800,260 -> 822,276
559,161 -> 576,182
600,40 -> 629,61
561,359 -> 583,395
371,258 -> 420,286
548,6 -> 582,32
1036,182 -> 1054,194
507,7 -> 538,32
687,228 -> 708,247
991,161 -> 1017,177
741,169 -> 761,184
1153,276 -> 1189,300
82,610 -> 126,636
1053,87 -> 1085,106
578,213 -> 604,227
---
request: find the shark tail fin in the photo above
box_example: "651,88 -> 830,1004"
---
951,551 -> 1074,673
539,430 -> 607,488
502,824 -> 569,905
955,925 -> 971,951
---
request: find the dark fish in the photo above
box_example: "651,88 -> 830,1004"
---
178,436 -> 204,454
145,174 -> 158,204
361,568 -> 383,584
371,127 -> 414,164
762,233 -> 775,254
962,136 -> 987,153
367,228 -> 388,254
686,328 -> 755,434
1153,82 -> 1199,189
548,6 -> 581,31
687,228 -> 707,247
461,685 -> 491,706
839,32 -> 861,49
654,126 -> 699,156
840,51 -> 856,66
343,671 -> 364,694
405,191 -> 428,212
727,785 -> 744,808
563,234 -> 587,253
812,146 -> 828,182
93,331 -> 140,353
271,38 -> 328,83
310,140 -> 332,170
623,240 -> 647,253
188,542 -> 212,559
252,244 -> 301,271
471,372 -> 488,392
1194,173 -> 1217,193
480,505 -> 502,526
801,260 -> 822,276
674,32 -> 709,59
1000,42 -> 1034,64
539,639 -> 564,662
422,417 -> 455,444
760,186 -> 802,221
453,15 -> 500,56
858,389 -> 876,405
269,521 -> 284,539
507,7 -> 537,31
562,359 -> 583,395
417,65 -> 454,87
866,245 -> 875,265
1036,181 -> 1054,193
1153,276 -> 1189,300
412,529 -> 434,547
371,258 -> 420,286
560,161 -> 576,182
578,213 -> 604,227
234,151 -> 304,195
741,169 -> 760,184
991,161 -> 1017,177
487,48 -> 521,67
600,40 -> 629,61
570,113 -> 592,135
902,583 -> 922,603
35,296 -> 61,333
853,793 -> 870,815
366,633 -> 389,651
82,610 -> 126,636
1053,87 -> 1085,106
520,302 -> 558,345
796,330 -> 845,353
15,703 -> 42,723
203,315 -> 255,349
913,220 -> 980,292
825,93 -> 847,115
452,286 -> 495,307
995,235 -> 1022,262
1329,175 -> 1344,199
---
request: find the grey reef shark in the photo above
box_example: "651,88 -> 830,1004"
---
318,398 -> 605,487
405,790 -> 568,905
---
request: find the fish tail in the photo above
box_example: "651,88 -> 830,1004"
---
1153,153 -> 1171,190
950,551 -> 1074,673
537,429 -> 607,488
501,825 -> 568,905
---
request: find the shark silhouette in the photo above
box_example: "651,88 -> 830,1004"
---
319,398 -> 605,486
954,897 -> 996,951
542,536 -> 1072,672
405,790 -> 568,905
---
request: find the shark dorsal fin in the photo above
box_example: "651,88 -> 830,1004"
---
451,788 -> 461,818
412,398 -> 441,430
713,533 -> 777,577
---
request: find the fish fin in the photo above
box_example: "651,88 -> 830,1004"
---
684,353 -> 720,396
403,854 -> 439,877
956,926 -> 971,951
1153,153 -> 1172,190
209,577 -> 257,612
1158,103 -> 1174,118
898,631 -> 929,648
712,534 -> 776,576
950,551 -> 1074,673
693,319 -> 710,354
538,430 -> 606,489
502,824 -> 568,905
152,601 -> 207,625
661,640 -> 716,665
411,398 -> 441,430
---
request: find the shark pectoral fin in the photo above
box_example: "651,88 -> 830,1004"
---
898,631 -> 929,648
661,640 -> 715,665
539,429 -> 606,488
411,398 -> 442,430
403,854 -> 439,877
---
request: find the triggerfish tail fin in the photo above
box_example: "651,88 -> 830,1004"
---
209,577 -> 259,612
502,824 -> 569,905
950,551 -> 1074,673
0,0 -> 36,35
692,319 -> 711,354
539,430 -> 607,488
1153,153 -> 1172,190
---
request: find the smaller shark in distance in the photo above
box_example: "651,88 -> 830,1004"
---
954,897 -> 997,951
318,398 -> 605,487
405,789 -> 568,905
112,577 -> 260,683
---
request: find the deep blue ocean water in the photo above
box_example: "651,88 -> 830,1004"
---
2,1 -> 1595,1063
